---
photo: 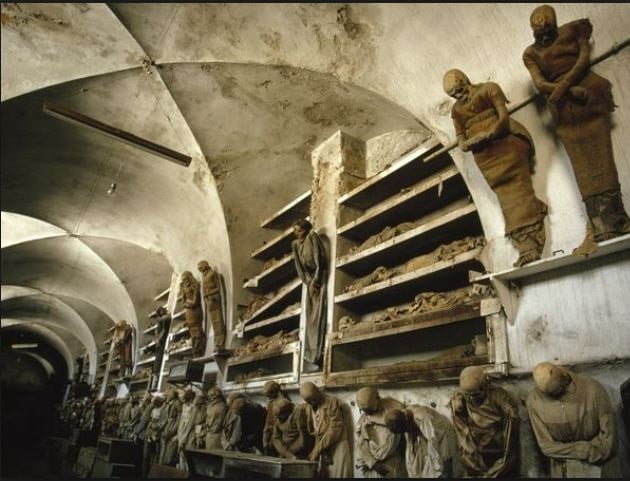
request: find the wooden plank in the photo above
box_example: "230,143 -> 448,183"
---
337,166 -> 467,240
243,255 -> 296,292
325,356 -> 490,387
43,102 -> 192,167
227,341 -> 300,366
471,233 -> 630,283
336,200 -> 478,273
260,191 -> 312,230
136,356 -> 155,367
330,303 -> 487,345
250,226 -> 295,261
241,278 -> 302,324
338,137 -> 443,208
243,308 -> 301,333
335,247 -> 483,305
153,287 -> 170,302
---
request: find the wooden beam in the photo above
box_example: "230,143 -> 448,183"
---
42,102 -> 192,167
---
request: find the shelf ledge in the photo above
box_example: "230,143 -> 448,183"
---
337,138 -> 442,207
260,190 -> 312,230
471,234 -> 630,283
335,247 -> 484,305
154,287 -> 170,302
240,278 -> 302,324
331,299 -> 500,345
337,201 -> 477,270
338,165 -> 461,237
243,254 -> 295,290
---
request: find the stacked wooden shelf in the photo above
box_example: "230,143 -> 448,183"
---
327,137 -> 496,386
226,192 -> 311,387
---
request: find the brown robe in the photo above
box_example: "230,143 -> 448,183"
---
263,393 -> 291,454
159,398 -> 182,466
113,322 -> 134,371
181,281 -> 206,358
305,394 -> 353,478
523,19 -> 618,201
203,398 -> 227,449
292,229 -> 328,366
200,268 -> 227,349
451,81 -> 546,237
527,371 -> 620,478
356,397 -> 407,478
450,384 -> 519,477
272,404 -> 315,459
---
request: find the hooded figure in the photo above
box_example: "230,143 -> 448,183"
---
262,381 -> 291,455
450,366 -> 519,477
203,387 -> 228,449
271,398 -> 315,460
355,387 -> 407,478
523,5 -> 630,253
159,389 -> 182,466
443,68 -> 547,267
384,405 -> 457,478
300,382 -> 353,478
527,362 -> 620,478
179,271 -> 206,358
291,219 -> 328,366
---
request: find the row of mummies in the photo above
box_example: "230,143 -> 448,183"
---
97,363 -> 620,478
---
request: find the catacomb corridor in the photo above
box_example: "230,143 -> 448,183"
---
1,3 -> 630,479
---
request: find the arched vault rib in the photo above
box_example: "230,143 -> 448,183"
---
1,287 -> 98,380
1,319 -> 75,380
1,233 -> 138,332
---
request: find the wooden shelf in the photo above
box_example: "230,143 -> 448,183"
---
168,345 -> 192,357
243,255 -> 296,293
241,278 -> 302,324
103,337 -> 112,346
223,341 -> 301,390
154,287 -> 170,302
338,137 -> 445,209
129,378 -> 150,386
260,191 -> 312,230
173,310 -> 185,321
141,341 -> 157,352
148,303 -> 168,318
250,226 -> 296,262
336,200 -> 480,276
331,299 -> 500,345
335,248 -> 484,312
325,356 -> 490,387
472,233 -> 630,283
143,324 -> 157,335
242,308 -> 301,336
136,356 -> 156,367
171,326 -> 189,338
338,165 -> 469,241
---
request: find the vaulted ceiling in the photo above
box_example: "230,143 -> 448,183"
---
2,3 -> 628,382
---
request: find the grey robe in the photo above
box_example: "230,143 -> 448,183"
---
356,397 -> 407,478
527,371 -> 620,478
292,230 -> 327,365
159,398 -> 182,466
204,398 -> 228,449
404,405 -> 458,478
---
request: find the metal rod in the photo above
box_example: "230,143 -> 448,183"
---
42,102 -> 192,167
